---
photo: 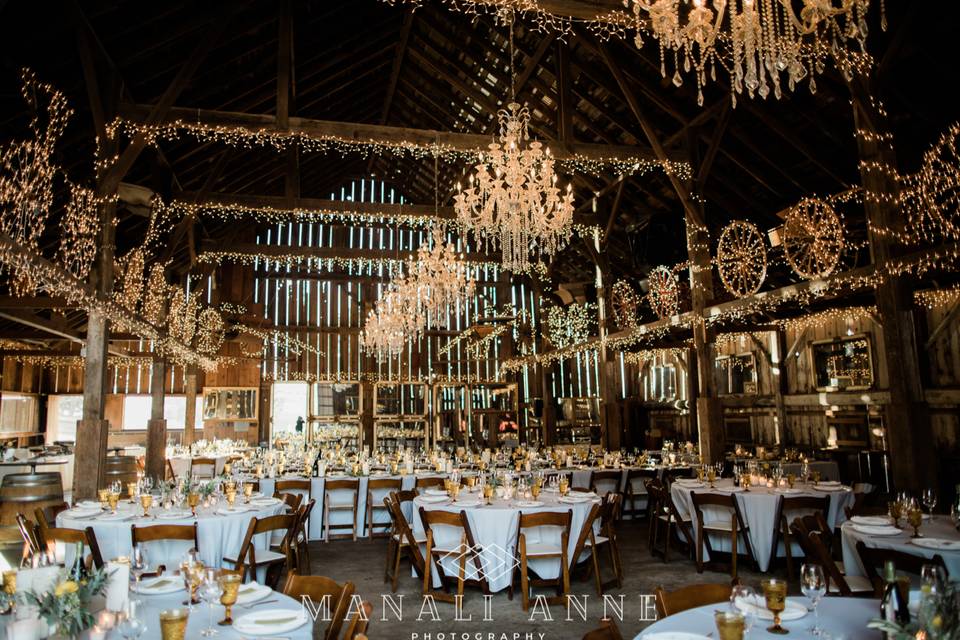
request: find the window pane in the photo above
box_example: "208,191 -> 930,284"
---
122,396 -> 151,430
164,397 -> 187,430
272,383 -> 308,436
45,395 -> 83,443
0,393 -> 38,433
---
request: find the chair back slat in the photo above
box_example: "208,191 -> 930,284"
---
281,570 -> 355,640
654,582 -> 732,617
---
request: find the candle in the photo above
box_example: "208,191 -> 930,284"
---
6,619 -> 42,640
88,625 -> 106,640
105,559 -> 130,612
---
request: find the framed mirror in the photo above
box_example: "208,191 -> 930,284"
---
810,335 -> 874,391
715,354 -> 757,395
310,382 -> 361,418
373,382 -> 427,417
374,420 -> 427,453
201,387 -> 258,421
309,421 -> 361,448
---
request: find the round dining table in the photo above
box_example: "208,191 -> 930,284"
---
635,596 -> 879,639
670,478 -> 855,571
0,587 -> 313,639
412,488 -> 601,592
841,516 -> 960,578
57,497 -> 286,571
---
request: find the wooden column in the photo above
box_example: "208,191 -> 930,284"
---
850,78 -> 935,490
183,365 -> 198,446
146,355 -> 167,481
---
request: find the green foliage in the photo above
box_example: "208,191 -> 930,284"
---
18,566 -> 111,637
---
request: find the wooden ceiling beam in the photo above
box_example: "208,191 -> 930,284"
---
119,103 -> 672,163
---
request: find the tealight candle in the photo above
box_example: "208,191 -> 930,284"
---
88,625 -> 106,640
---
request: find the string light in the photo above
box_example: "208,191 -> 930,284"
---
782,197 -> 845,279
610,280 -> 640,330
546,301 -> 597,349
57,184 -> 103,281
915,286 -> 960,310
647,265 -> 680,318
716,220 -> 766,296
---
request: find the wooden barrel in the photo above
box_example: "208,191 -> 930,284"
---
104,455 -> 139,487
0,472 -> 64,526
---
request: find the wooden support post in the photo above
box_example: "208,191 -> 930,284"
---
773,330 -> 789,446
850,77 -> 935,490
146,355 -> 167,482
183,365 -> 198,446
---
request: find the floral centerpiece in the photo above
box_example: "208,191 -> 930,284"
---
870,582 -> 960,640
19,567 -> 110,639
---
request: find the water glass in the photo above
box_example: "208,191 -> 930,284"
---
118,599 -> 147,640
199,568 -> 222,637
801,563 -> 827,635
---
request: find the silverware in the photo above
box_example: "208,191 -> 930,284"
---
239,598 -> 278,609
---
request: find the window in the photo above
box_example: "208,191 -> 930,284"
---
715,354 -> 757,395
46,395 -> 83,443
122,396 -> 202,430
271,382 -> 309,436
811,335 -> 874,391
0,393 -> 38,434
645,365 -> 677,402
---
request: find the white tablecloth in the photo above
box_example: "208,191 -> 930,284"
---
671,478 -> 854,571
635,597 -> 879,639
168,455 -> 231,478
57,499 -> 285,571
841,518 -> 960,578
0,588 -> 312,640
412,491 -> 601,592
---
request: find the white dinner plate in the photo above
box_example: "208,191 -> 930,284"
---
75,500 -> 101,509
251,498 -> 280,506
65,508 -> 101,519
215,506 -> 254,515
515,500 -> 544,508
910,537 -> 960,551
851,516 -> 894,527
558,495 -> 592,504
419,495 -> 449,503
813,485 -> 847,492
96,512 -> 134,522
424,489 -> 447,497
233,609 -> 309,636
134,576 -> 183,595
735,595 -> 808,621
851,524 -> 902,536
453,500 -> 482,508
817,480 -> 842,486
714,487 -> 745,493
236,581 -> 273,605
643,633 -> 712,640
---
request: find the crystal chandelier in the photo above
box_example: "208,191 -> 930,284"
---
360,280 -> 422,362
453,21 -> 574,273
623,0 -> 883,106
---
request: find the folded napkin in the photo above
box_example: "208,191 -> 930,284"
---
96,512 -> 134,522
851,515 -> 894,527
910,538 -> 960,551
735,595 -> 807,621
851,523 -> 901,536
418,495 -> 449,503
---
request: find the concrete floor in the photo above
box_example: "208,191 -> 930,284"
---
307,520 -> 784,640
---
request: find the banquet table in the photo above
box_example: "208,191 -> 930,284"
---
57,497 -> 286,571
411,489 -> 601,592
635,596 -> 879,639
0,588 -> 313,640
671,478 -> 855,571
841,517 -> 960,579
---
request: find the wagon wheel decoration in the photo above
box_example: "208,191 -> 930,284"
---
610,280 -> 639,330
782,197 -> 845,279
919,126 -> 960,239
716,220 -> 767,297
647,265 -> 679,319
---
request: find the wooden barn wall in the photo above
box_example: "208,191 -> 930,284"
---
923,301 -> 960,452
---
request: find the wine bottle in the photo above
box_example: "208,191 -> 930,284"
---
880,560 -> 910,638
70,540 -> 86,582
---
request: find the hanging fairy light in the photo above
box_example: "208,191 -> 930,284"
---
453,19 -> 574,272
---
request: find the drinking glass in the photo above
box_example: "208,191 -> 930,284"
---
218,573 -> 241,626
921,563 -> 946,596
159,608 -> 189,640
108,491 -> 120,514
715,610 -> 746,640
801,563 -> 827,636
98,488 -> 111,510
199,568 -> 222,637
908,508 -> 924,538
707,468 -> 717,488
787,473 -> 796,489
117,599 -> 147,640
923,488 -> 938,519
729,584 -> 756,636
889,500 -> 903,527
243,483 -> 254,503
188,492 -> 200,516
131,543 -> 149,594
225,490 -> 237,510
140,493 -> 153,518
127,482 -> 138,503
761,578 -> 789,634
482,484 -> 494,505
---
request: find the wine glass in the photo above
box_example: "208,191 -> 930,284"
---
801,563 -> 827,636
761,578 -> 789,634
923,488 -> 938,519
199,568 -> 222,637
921,563 -> 946,596
908,507 -> 924,538
131,543 -> 149,594
117,599 -> 147,640
729,584 -> 756,636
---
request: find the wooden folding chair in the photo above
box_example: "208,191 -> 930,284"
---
856,541 -> 949,595
16,513 -> 41,561
275,479 -> 311,499
647,481 -> 694,563
415,476 -> 444,490
191,457 -> 217,478
34,502 -> 69,528
623,468 -> 658,519
278,492 -> 304,511
769,494 -> 829,581
691,491 -> 757,578
581,619 -> 624,640
324,478 -> 359,541
513,509 -> 571,611
286,499 -> 315,574
223,513 -> 296,587
419,506 -> 489,603
789,517 -> 874,596
34,520 -> 105,570
654,582 -> 733,617
366,478 -> 402,538
568,503 -> 604,595
343,600 -> 373,640
166,458 -> 178,480
590,470 -> 623,500
281,570 -> 355,640
384,492 -> 426,592
131,523 -> 198,576
584,494 -> 623,590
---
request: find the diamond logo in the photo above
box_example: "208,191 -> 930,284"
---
437,542 -> 521,584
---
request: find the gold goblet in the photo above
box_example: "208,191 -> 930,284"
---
889,500 -> 903,528
140,493 -> 154,518
908,507 -> 924,538
559,477 -> 569,496
482,484 -> 494,505
465,476 -> 476,489
714,610 -> 746,640
243,482 -> 254,503
159,608 -> 189,640
812,471 -> 822,485
108,491 -> 120,514
530,482 -> 541,500
218,573 -> 241,625
225,490 -> 237,510
761,578 -> 789,634
181,561 -> 205,606
1,570 -> 15,615
127,482 -> 138,503
187,492 -> 200,517
786,473 -> 796,489
707,468 -> 717,488
98,488 -> 110,510
742,475 -> 752,492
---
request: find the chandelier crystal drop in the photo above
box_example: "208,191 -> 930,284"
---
454,102 -> 575,273
623,0 -> 881,106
